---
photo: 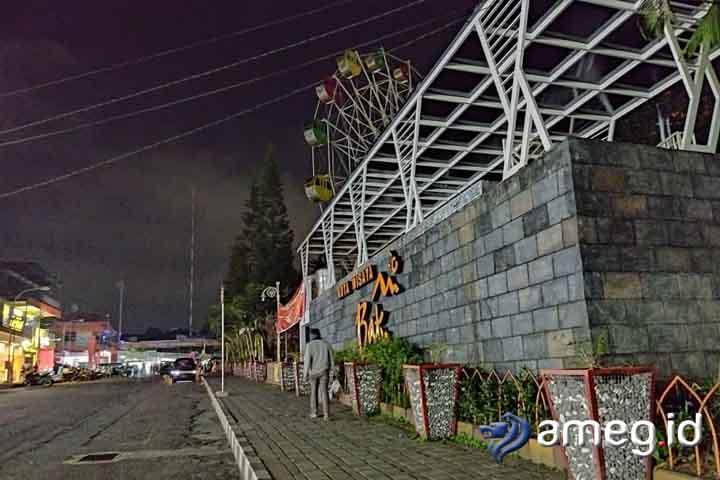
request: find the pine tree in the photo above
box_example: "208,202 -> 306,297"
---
215,144 -> 299,339
256,144 -> 298,293
225,181 -> 262,297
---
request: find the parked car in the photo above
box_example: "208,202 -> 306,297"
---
169,358 -> 197,383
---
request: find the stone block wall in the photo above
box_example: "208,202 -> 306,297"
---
308,138 -> 720,379
571,139 -> 720,379
310,140 -> 590,373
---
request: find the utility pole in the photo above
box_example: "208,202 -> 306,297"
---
116,280 -> 125,342
188,187 -> 196,337
220,285 -> 225,394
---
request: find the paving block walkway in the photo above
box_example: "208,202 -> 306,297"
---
208,377 -> 562,480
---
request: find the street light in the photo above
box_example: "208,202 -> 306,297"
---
216,284 -> 228,398
261,281 -> 281,362
5,286 -> 50,383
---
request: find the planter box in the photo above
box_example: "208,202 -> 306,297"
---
337,392 -> 353,407
279,362 -> 295,392
265,362 -> 281,385
457,421 -> 473,438
294,362 -> 309,396
653,468 -> 699,480
542,367 -> 656,480
345,362 -> 381,416
403,364 -> 461,440
252,361 -> 267,383
517,439 -> 564,470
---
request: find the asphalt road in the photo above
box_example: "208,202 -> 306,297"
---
0,377 -> 236,479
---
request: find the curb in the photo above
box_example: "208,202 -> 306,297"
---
201,378 -> 271,480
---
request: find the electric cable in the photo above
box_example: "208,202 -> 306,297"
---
0,0 -> 356,99
0,0 -> 428,137
0,5 -> 481,200
0,83 -> 314,200
0,14 -> 466,148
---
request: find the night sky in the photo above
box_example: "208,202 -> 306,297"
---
0,1 -> 476,333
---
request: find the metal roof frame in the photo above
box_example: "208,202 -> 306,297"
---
298,0 -> 720,284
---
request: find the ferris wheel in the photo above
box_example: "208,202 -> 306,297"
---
304,48 -> 417,203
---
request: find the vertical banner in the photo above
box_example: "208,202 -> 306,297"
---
276,282 -> 305,333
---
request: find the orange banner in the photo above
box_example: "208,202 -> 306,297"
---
276,282 -> 305,333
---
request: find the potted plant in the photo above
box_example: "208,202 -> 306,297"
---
403,342 -> 462,440
541,333 -> 656,480
290,352 -> 310,397
341,342 -> 381,417
279,358 -> 296,392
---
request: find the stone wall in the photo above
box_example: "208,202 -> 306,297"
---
572,140 -> 720,379
308,138 -> 720,379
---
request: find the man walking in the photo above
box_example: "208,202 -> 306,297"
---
303,328 -> 334,420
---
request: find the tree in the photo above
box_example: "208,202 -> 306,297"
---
640,0 -> 720,56
255,144 -> 298,290
209,144 -> 300,354
207,296 -> 248,337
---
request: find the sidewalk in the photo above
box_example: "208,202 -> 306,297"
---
208,377 -> 562,480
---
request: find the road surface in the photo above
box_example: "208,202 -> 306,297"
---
0,378 -> 236,479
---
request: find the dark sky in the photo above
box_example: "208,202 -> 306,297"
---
0,0 -> 475,333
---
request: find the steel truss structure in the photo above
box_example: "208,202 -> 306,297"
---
298,0 -> 720,285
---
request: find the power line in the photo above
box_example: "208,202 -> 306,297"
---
0,83 -> 314,200
0,14 -> 466,148
0,8 -> 474,200
0,0 -> 356,99
0,0 -> 428,137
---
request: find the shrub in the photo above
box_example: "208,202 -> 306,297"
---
363,336 -> 422,407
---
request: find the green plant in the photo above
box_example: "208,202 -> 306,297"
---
639,0 -> 676,40
687,2 -> 720,57
363,336 -> 422,406
452,432 -> 488,450
334,340 -> 363,364
574,330 -> 609,368
640,0 -> 720,57
426,342 -> 448,364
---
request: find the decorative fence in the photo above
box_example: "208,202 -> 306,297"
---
457,368 -> 552,436
654,375 -> 720,478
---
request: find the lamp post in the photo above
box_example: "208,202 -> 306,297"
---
261,282 -> 280,362
216,284 -> 228,397
6,286 -> 50,384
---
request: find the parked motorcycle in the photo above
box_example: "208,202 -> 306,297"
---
24,371 -> 53,387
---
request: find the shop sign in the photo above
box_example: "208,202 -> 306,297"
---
355,252 -> 403,349
336,264 -> 376,299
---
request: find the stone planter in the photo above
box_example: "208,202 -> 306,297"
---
542,367 -> 656,480
265,361 -> 281,385
344,362 -> 381,416
279,362 -> 295,392
251,361 -> 267,383
294,362 -> 309,396
403,364 -> 461,440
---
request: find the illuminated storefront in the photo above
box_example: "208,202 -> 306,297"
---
1,299 -> 60,383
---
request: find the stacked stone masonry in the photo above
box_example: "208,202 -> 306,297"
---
308,138 -> 720,379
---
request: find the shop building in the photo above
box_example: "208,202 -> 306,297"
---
51,314 -> 117,368
0,261 -> 61,383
